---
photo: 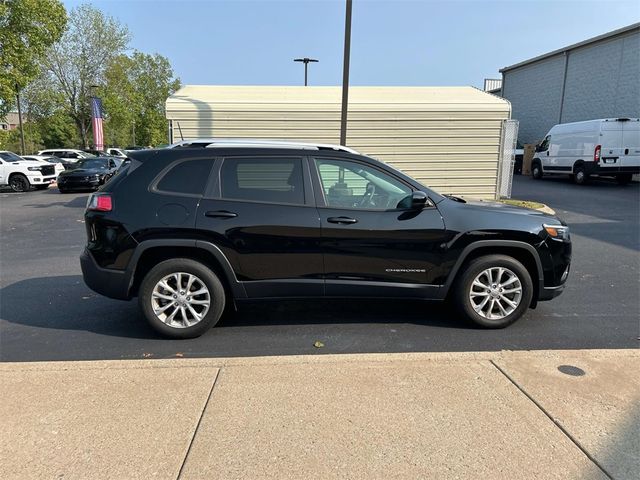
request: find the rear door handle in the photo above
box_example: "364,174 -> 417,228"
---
205,210 -> 238,219
327,216 -> 358,224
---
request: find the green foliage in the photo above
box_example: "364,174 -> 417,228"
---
103,51 -> 180,147
41,3 -> 130,147
4,2 -> 179,150
0,0 -> 67,117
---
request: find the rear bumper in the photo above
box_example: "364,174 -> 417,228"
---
80,249 -> 132,300
584,164 -> 640,175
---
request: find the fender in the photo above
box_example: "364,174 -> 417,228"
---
125,239 -> 247,299
440,240 -> 544,299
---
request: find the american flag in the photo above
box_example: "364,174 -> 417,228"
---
91,97 -> 104,151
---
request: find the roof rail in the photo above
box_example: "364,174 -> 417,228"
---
166,138 -> 360,154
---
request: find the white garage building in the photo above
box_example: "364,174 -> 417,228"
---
165,85 -> 515,199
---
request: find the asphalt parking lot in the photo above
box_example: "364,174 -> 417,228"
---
1,175 -> 638,362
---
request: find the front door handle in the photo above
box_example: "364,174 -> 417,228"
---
327,216 -> 358,225
205,210 -> 238,219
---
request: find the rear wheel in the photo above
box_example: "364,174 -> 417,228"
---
452,255 -> 533,328
616,174 -> 632,185
9,174 -> 30,192
138,258 -> 226,339
531,161 -> 543,179
573,165 -> 588,185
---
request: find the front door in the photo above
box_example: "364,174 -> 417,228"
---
312,157 -> 447,298
196,155 -> 323,297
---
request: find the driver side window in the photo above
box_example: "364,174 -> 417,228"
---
315,158 -> 412,210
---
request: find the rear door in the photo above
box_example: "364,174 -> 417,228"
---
621,119 -> 640,168
600,120 -> 623,168
311,156 -> 447,298
196,155 -> 323,297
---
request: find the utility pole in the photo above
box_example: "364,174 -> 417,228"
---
294,57 -> 319,86
15,84 -> 26,155
339,0 -> 352,146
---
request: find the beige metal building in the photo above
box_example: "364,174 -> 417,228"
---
165,85 -> 514,199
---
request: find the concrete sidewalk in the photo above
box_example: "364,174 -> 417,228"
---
1,350 -> 638,480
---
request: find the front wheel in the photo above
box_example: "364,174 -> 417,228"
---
531,162 -> 543,179
452,255 -> 533,328
138,258 -> 226,338
9,174 -> 30,192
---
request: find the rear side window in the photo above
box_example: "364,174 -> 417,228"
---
156,159 -> 213,196
220,157 -> 305,205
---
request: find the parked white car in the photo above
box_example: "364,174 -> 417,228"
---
532,118 -> 640,185
0,151 -> 58,192
22,155 -> 66,176
37,149 -> 94,163
105,147 -> 128,158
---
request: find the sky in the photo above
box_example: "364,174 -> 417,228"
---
62,0 -> 639,89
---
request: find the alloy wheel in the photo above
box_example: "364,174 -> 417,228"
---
151,272 -> 211,328
9,176 -> 29,192
469,267 -> 522,320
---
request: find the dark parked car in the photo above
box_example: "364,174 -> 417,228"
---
80,140 -> 571,338
58,157 -> 122,193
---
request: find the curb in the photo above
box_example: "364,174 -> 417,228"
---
1,349 -> 637,372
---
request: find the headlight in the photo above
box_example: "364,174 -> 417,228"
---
27,167 -> 41,171
543,224 -> 570,241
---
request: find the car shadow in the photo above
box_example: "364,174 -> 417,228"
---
23,191 -> 89,209
225,298 -> 465,329
0,275 -> 468,340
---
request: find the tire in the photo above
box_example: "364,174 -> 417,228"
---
616,174 -> 632,185
531,161 -> 543,179
35,184 -> 49,190
9,174 -> 30,192
573,165 -> 588,185
452,254 -> 533,328
138,258 -> 226,339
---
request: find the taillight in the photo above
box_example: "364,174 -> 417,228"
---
87,193 -> 113,212
594,144 -> 601,163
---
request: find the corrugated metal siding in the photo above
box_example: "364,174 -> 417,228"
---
166,86 -> 511,199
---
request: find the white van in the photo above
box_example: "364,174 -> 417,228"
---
532,118 -> 640,185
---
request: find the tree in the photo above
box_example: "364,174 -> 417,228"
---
0,0 -> 67,117
103,51 -> 180,147
41,3 -> 130,147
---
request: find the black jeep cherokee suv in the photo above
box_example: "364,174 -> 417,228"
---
80,141 -> 571,338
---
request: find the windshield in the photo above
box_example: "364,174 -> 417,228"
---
75,159 -> 108,169
0,151 -> 25,162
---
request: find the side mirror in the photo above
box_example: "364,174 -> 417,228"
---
411,191 -> 428,209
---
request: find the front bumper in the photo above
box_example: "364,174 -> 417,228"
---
80,249 -> 132,300
28,174 -> 57,184
539,283 -> 567,301
58,179 -> 101,190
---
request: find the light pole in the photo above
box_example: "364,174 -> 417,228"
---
294,57 -> 318,86
339,0 -> 352,146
